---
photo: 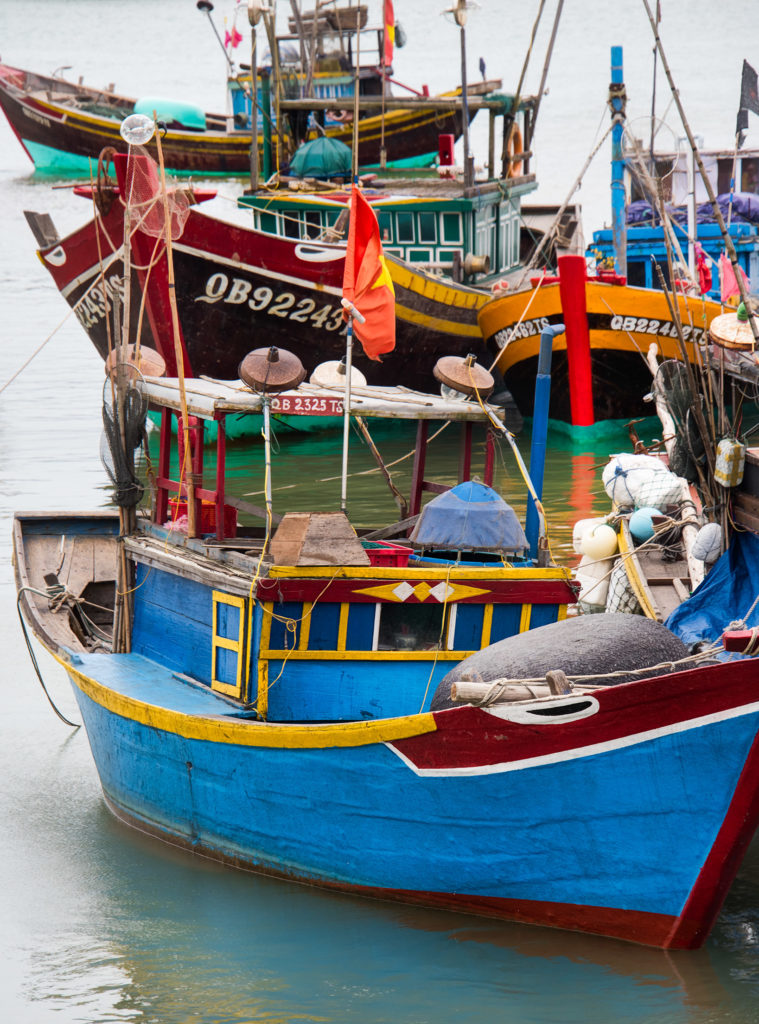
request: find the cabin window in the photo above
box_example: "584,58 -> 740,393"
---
441,212 -> 462,244
407,249 -> 434,263
500,220 -> 511,272
437,250 -> 459,268
283,213 -> 300,239
259,211 -> 277,235
303,211 -> 321,239
627,261 -> 647,288
377,211 -> 393,242
475,207 -> 497,272
396,211 -> 415,243
418,212 -> 437,243
376,602 -> 447,652
211,591 -> 246,698
742,158 -> 759,193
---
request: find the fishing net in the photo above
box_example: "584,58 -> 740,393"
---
653,359 -> 705,482
100,370 -> 149,508
122,143 -> 191,241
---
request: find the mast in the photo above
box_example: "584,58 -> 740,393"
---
641,0 -> 759,346
610,45 -> 627,278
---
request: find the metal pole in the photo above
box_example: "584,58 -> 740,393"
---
610,45 -> 627,278
459,21 -> 473,188
339,298 -> 365,512
262,394 -> 273,533
261,69 -> 272,181
341,318 -> 354,512
250,25 -> 258,190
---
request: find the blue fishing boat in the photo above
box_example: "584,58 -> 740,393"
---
14,356 -> 759,950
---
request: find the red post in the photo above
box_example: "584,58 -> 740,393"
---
557,254 -> 594,426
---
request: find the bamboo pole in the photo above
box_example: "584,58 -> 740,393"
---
154,122 -> 196,538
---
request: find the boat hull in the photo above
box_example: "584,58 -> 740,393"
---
0,63 -> 468,174
478,280 -> 724,421
63,649 -> 759,949
35,200 -> 491,391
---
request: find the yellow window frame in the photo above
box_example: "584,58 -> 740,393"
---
211,591 -> 247,699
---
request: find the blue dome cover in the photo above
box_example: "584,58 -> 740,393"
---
409,481 -> 528,552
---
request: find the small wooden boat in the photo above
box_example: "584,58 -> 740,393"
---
616,514 -> 694,622
14,360 -> 759,950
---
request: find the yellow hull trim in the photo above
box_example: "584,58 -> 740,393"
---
56,651 -> 437,750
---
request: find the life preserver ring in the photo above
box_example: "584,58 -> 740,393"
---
506,126 -> 524,178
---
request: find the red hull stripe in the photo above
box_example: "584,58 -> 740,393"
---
389,698 -> 759,776
393,659 -> 759,771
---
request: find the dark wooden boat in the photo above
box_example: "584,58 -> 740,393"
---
26,127 -> 539,399
0,60 -> 479,176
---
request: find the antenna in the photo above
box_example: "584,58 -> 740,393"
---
197,0 -> 235,71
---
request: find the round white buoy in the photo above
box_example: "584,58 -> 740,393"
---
629,507 -> 662,542
572,517 -> 606,555
581,523 -> 618,560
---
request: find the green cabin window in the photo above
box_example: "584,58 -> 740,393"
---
259,211 -> 277,234
441,212 -> 462,244
377,211 -> 392,242
418,212 -> 436,243
396,211 -> 415,243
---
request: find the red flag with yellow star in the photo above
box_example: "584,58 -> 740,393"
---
342,187 -> 395,360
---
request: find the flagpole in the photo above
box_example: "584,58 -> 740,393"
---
340,297 -> 365,513
352,12 -> 361,181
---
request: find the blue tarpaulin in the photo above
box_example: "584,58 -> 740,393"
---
626,192 -> 759,227
409,481 -> 528,552
666,530 -> 759,655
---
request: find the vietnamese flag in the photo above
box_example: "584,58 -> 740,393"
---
383,0 -> 395,67
342,187 -> 396,360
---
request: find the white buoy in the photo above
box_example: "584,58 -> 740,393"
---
691,522 -> 722,564
572,517 -> 606,555
581,523 -> 618,560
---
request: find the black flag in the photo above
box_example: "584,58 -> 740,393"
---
736,60 -> 759,143
740,59 -> 759,116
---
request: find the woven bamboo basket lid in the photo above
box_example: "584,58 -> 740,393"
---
709,305 -> 759,351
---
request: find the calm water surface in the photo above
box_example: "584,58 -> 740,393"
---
2,2 -> 759,1021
